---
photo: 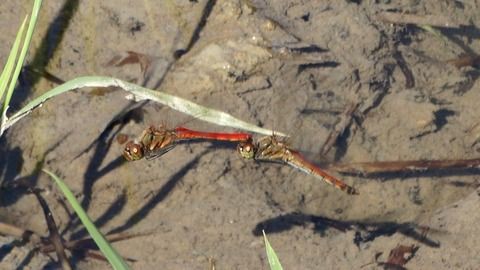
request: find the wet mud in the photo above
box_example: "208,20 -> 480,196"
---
1,1 -> 480,269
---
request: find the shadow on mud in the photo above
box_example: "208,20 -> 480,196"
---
13,0 -> 79,111
72,142 -> 235,238
0,145 -> 25,207
106,142 -> 237,235
253,212 -> 440,248
0,131 -> 72,206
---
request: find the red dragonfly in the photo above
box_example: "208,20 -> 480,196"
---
237,135 -> 358,195
123,125 -> 252,161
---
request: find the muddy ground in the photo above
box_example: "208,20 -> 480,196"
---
1,0 -> 480,269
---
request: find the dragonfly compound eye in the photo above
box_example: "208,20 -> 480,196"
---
237,141 -> 255,160
123,141 -> 144,161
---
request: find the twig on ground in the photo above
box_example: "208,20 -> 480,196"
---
320,102 -> 359,156
393,51 -> 415,89
29,188 -> 72,270
446,54 -> 480,68
0,183 -> 148,267
375,11 -> 467,28
0,222 -> 42,244
328,158 -> 480,175
0,219 -> 146,265
106,51 -> 152,76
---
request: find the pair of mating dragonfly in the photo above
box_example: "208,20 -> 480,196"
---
123,125 -> 358,195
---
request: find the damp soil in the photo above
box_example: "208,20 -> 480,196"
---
1,1 -> 480,269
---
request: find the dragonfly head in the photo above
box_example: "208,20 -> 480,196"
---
123,141 -> 144,161
237,139 -> 256,160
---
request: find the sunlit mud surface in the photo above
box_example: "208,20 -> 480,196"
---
1,1 -> 480,269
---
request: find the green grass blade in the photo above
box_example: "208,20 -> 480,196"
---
2,76 -> 283,136
263,230 -> 283,270
43,169 -> 130,270
418,25 -> 450,44
2,0 -> 43,116
0,0 -> 283,138
0,16 -> 28,110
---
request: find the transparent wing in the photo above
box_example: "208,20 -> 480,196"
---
144,143 -> 177,160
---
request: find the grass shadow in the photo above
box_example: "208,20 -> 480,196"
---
253,212 -> 440,248
0,145 -> 25,206
68,190 -> 128,240
13,0 -> 79,111
107,147 -> 212,235
0,131 -> 71,207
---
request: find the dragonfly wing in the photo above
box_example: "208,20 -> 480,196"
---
144,143 -> 177,160
287,160 -> 311,175
257,159 -> 285,166
288,152 -> 358,195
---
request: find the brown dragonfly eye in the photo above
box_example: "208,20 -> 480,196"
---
237,140 -> 255,160
123,141 -> 144,161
